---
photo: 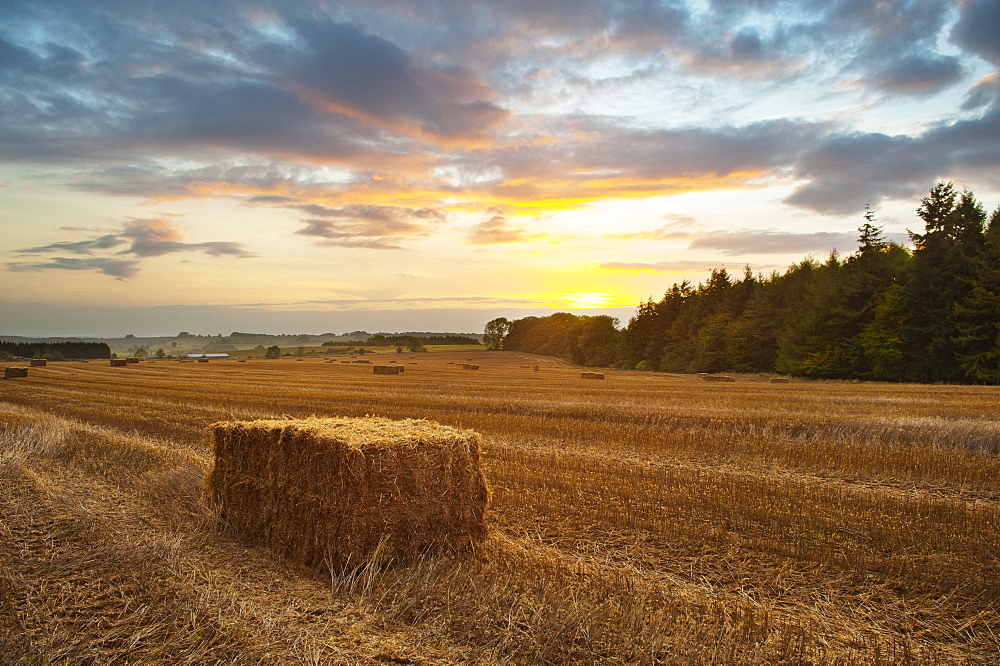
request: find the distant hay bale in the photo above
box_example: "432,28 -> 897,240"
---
239,359 -> 248,363
770,377 -> 789,384
198,358 -> 210,364
373,365 -> 401,375
354,359 -> 371,364
110,359 -> 128,367
30,359 -> 47,367
697,373 -> 710,379
208,416 -> 489,570
4,367 -> 29,379
126,357 -> 140,364
703,375 -> 736,382
397,365 -> 405,373
581,372 -> 606,380
462,364 -> 479,370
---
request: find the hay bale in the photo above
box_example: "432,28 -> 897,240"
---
581,372 -> 606,380
462,364 -> 479,370
770,377 -> 789,384
397,365 -> 405,373
110,359 -> 128,367
373,365 -> 401,375
703,375 -> 736,382
239,359 -> 248,363
4,367 -> 29,379
208,417 -> 489,570
198,358 -> 210,364
126,357 -> 140,364
30,359 -> 47,367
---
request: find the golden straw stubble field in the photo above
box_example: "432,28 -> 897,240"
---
1,351 -> 998,664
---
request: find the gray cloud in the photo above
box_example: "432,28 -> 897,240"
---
290,204 -> 445,249
689,230 -> 859,255
0,0 -> 996,225
6,256 -> 140,279
951,0 -> 1000,67
18,234 -> 124,255
599,259 -> 725,273
871,54 -> 964,95
9,218 -> 255,278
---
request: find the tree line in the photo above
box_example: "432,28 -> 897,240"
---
0,341 -> 111,360
498,183 -> 1000,384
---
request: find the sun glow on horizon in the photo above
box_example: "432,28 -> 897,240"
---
550,292 -> 624,309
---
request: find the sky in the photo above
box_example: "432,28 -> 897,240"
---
2,0 -> 999,337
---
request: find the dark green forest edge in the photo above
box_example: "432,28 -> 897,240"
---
0,341 -> 110,361
500,183 -> 1000,384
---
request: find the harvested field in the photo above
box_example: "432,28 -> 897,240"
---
1,350 -> 998,663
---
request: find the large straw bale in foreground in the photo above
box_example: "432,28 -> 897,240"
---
4,367 -> 29,379
208,417 -> 489,570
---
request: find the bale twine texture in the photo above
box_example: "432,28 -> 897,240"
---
208,416 -> 489,570
4,367 -> 29,379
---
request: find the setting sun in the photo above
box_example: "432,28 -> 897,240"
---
553,292 -> 620,309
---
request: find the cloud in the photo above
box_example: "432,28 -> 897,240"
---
870,54 -> 964,95
289,204 -> 445,249
8,218 -> 255,278
599,259 -> 723,273
6,257 -> 140,279
467,214 -> 530,244
785,97 -> 1000,214
689,230 -> 859,255
285,17 -> 509,143
0,0 -> 996,229
951,0 -> 1000,67
18,234 -> 124,255
610,226 -> 898,257
614,216 -> 699,240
